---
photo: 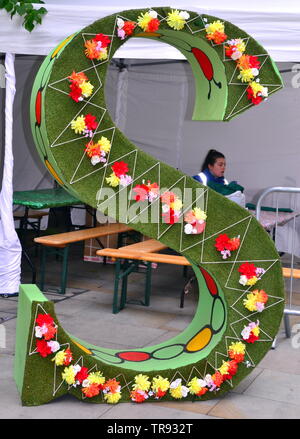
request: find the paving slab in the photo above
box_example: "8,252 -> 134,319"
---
258,337 -> 300,375
100,402 -> 218,419
244,369 -> 300,406
230,367 -> 264,394
208,392 -> 300,419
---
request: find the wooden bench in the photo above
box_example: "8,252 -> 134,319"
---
97,245 -> 300,313
96,240 -> 192,313
34,223 -> 133,294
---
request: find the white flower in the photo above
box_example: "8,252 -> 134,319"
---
35,325 -> 43,338
192,227 -> 198,234
149,10 -> 158,18
231,50 -> 242,60
170,378 -> 182,389
181,386 -> 189,397
261,86 -> 268,97
239,275 -> 248,286
73,364 -> 81,374
47,340 -> 60,353
198,379 -> 207,388
162,204 -> 170,214
184,225 -> 192,234
241,326 -> 251,340
82,379 -> 90,388
117,18 -> 124,28
179,11 -> 190,20
251,68 -> 259,77
91,155 -> 101,166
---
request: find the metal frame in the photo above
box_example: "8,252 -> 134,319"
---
255,187 -> 300,344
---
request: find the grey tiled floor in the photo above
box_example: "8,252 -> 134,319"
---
1,243 -> 300,419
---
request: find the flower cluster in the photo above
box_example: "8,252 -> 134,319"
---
238,262 -> 265,286
160,191 -> 183,225
241,320 -> 260,343
84,33 -> 111,61
68,71 -> 94,102
130,374 -> 151,403
132,180 -> 159,202
225,39 -> 268,105
103,379 -> 122,404
106,161 -> 133,188
85,136 -> 111,166
35,314 -> 59,358
205,20 -> 227,44
184,207 -> 207,235
137,10 -> 160,32
117,18 -> 136,39
71,114 -> 98,137
166,9 -> 190,30
215,233 -> 240,259
150,375 -> 170,399
243,289 -> 268,312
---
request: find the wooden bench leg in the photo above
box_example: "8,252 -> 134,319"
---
39,246 -> 47,292
144,262 -> 152,306
113,259 -> 121,314
39,246 -> 69,294
60,247 -> 69,295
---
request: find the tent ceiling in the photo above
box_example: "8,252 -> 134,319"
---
0,1 -> 299,61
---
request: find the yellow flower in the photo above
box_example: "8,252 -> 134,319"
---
252,325 -> 260,337
88,371 -> 105,386
104,392 -> 121,404
133,374 -> 151,391
166,10 -> 187,31
238,68 -> 255,83
247,276 -> 258,286
206,20 -> 225,34
243,294 -> 257,311
61,366 -> 76,385
193,207 -> 207,221
218,361 -> 230,375
170,198 -> 183,211
52,350 -> 66,366
106,172 -> 120,187
137,12 -> 152,31
228,341 -> 246,355
249,81 -> 264,97
170,385 -> 184,399
187,377 -> 201,394
97,47 -> 108,61
236,40 -> 246,53
152,376 -> 170,393
98,136 -> 111,153
71,115 -> 86,134
81,81 -> 94,97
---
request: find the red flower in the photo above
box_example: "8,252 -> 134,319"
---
82,383 -> 101,398
93,33 -> 111,48
160,191 -> 176,205
36,314 -> 54,327
69,82 -> 82,102
156,389 -> 167,398
43,323 -> 57,341
36,339 -> 52,358
228,351 -> 244,363
245,332 -> 259,344
130,390 -> 147,403
123,21 -> 136,36
215,234 -> 231,251
248,55 -> 260,69
162,208 -> 179,225
246,87 -> 263,105
75,366 -> 89,383
111,161 -> 129,177
222,360 -> 238,380
64,348 -> 73,365
228,237 -> 240,251
238,262 -> 257,278
196,387 -> 208,396
133,184 -> 149,202
212,371 -> 224,387
225,46 -> 235,58
84,114 -> 98,130
147,18 -> 160,32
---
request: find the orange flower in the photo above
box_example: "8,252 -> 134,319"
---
207,31 -> 227,44
196,387 -> 208,396
255,289 -> 268,304
237,54 -> 251,70
104,378 -> 120,393
82,383 -> 101,398
228,237 -> 240,251
228,351 -> 244,363
85,141 -> 101,157
68,71 -> 88,85
84,40 -> 98,59
43,323 -> 57,341
211,371 -> 223,387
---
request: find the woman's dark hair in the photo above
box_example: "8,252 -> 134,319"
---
201,149 -> 225,172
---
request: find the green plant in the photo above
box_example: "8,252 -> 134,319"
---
0,0 -> 47,31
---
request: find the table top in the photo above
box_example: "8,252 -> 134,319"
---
13,187 -> 82,209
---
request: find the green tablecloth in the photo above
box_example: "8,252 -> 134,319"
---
13,188 -> 82,209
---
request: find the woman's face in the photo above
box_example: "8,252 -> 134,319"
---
208,158 -> 226,178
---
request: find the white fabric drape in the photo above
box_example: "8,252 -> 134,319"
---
0,53 -> 22,295
0,1 -> 299,61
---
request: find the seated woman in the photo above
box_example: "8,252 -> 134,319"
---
193,149 -> 246,207
193,149 -> 228,186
